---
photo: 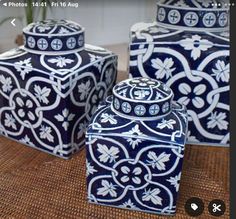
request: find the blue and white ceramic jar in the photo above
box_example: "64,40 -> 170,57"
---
86,77 -> 188,215
0,20 -> 117,159
129,0 -> 229,146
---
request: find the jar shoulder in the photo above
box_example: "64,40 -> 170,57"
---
130,22 -> 229,45
87,96 -> 188,146
0,45 -> 117,80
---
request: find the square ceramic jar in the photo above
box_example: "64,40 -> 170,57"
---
86,77 -> 188,215
0,20 -> 117,159
129,0 -> 229,146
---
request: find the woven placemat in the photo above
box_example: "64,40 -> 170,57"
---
0,138 -> 229,219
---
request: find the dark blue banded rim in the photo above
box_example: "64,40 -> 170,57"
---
23,27 -> 85,54
156,3 -> 229,31
111,96 -> 173,120
112,82 -> 174,119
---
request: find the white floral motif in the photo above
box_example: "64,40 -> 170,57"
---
77,121 -> 88,139
14,58 -> 33,80
123,124 -> 143,136
157,119 -> 176,130
37,25 -> 51,33
118,88 -> 128,97
97,180 -> 117,197
105,67 -> 113,85
16,97 -> 35,121
196,0 -> 213,7
123,124 -> 146,149
174,0 -> 190,7
121,199 -> 137,209
120,166 -> 142,184
48,56 -> 74,68
20,135 -> 34,145
90,94 -> 99,114
167,173 -> 181,192
138,82 -> 147,87
212,60 -> 230,82
86,160 -> 97,176
151,58 -> 176,80
100,113 -> 117,125
54,108 -> 75,131
147,151 -> 170,170
97,143 -> 119,163
207,112 -> 228,130
78,80 -> 91,100
34,85 -> 51,104
179,35 -> 213,60
155,92 -> 164,100
134,90 -> 150,100
39,125 -> 54,142
142,188 -> 162,206
89,54 -> 104,72
178,83 -> 206,108
162,84 -> 169,92
127,138 -> 143,149
0,75 -> 12,92
4,113 -> 17,130
68,23 -> 80,29
58,27 -> 70,34
187,131 -> 199,142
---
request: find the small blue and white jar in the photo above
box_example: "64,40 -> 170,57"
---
86,77 -> 188,215
129,0 -> 230,146
0,20 -> 117,159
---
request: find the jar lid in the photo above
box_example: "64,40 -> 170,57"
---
23,19 -> 85,54
112,77 -> 173,119
156,0 -> 229,31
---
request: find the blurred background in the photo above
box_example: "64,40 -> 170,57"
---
0,0 -> 157,71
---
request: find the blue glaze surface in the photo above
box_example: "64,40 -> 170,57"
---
129,0 -> 229,145
86,77 -> 188,215
0,20 -> 117,159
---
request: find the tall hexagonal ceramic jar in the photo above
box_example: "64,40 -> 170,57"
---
0,20 -> 117,159
129,0 -> 229,146
86,77 -> 188,215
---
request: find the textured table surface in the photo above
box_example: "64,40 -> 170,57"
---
0,71 -> 230,218
0,138 -> 230,219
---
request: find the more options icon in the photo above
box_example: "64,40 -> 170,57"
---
185,197 -> 204,217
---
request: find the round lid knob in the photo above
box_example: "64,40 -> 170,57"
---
112,77 -> 174,119
156,0 -> 229,31
23,19 -> 85,54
